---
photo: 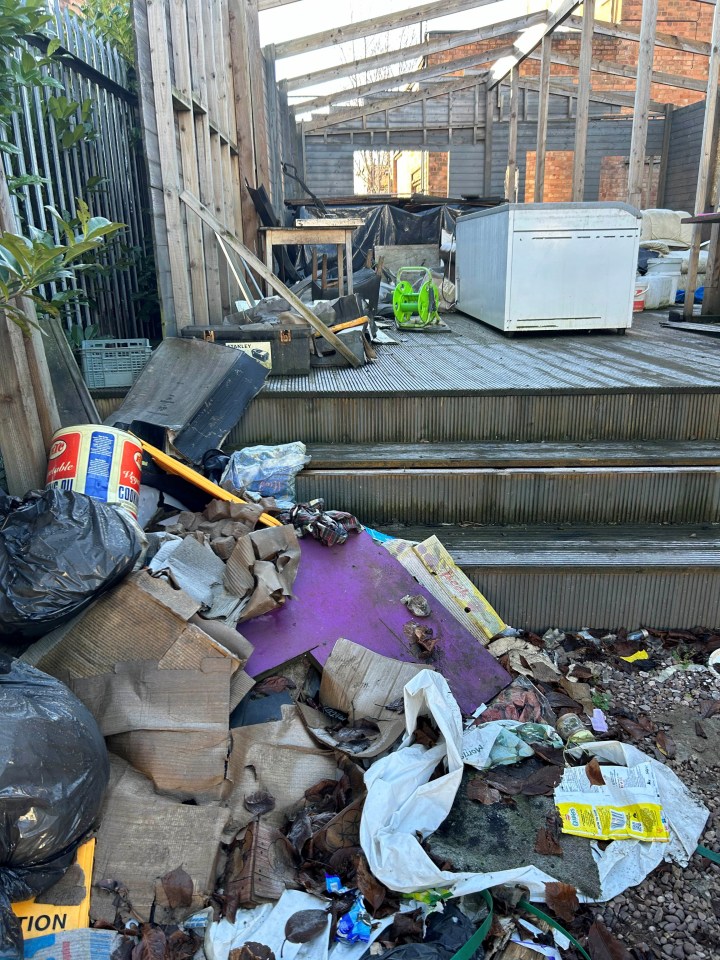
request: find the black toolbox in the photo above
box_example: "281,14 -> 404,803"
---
180,324 -> 311,376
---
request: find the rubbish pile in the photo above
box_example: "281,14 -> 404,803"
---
2,423 -> 719,960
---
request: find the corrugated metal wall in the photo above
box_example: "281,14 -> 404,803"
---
663,100 -> 704,213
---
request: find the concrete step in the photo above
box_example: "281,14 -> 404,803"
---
379,523 -> 720,632
296,442 -> 720,525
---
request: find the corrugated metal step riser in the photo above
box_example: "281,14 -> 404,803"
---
459,567 -> 720,633
229,391 -> 720,446
296,467 -> 720,526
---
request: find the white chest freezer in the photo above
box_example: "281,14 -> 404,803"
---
455,202 -> 641,333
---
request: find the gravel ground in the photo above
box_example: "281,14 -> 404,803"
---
587,653 -> 720,960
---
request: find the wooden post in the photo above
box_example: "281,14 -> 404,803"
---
0,168 -> 60,494
507,68 -> 518,202
572,0 -> 595,202
483,82 -> 494,195
245,0 -> 270,189
656,103 -> 673,206
684,0 -> 720,317
535,34 -> 551,203
627,0 -> 659,209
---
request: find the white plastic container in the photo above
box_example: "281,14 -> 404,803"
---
455,202 -> 641,333
644,273 -> 677,309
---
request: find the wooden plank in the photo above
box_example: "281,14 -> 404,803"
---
304,72 -> 486,132
567,15 -> 712,57
246,0 -> 270,189
228,0 -> 259,251
627,0 -> 659,209
170,0 -> 210,325
145,0 -> 193,333
258,0 -> 302,8
275,0 -> 502,60
483,82 -> 493,195
181,190 -> 363,367
296,219 -> 364,227
489,0 -> 581,88
529,49 -> 707,93
511,75 -> 663,113
195,121 -> 224,320
685,0 -> 720,317
572,0 -> 594,203
534,34 -> 551,202
282,11 -> 547,92
293,44 -> 516,115
656,103 -> 673,206
507,67 -> 518,203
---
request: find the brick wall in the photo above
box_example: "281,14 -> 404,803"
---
524,150 -> 574,202
597,155 -> 660,203
427,0 -> 712,109
427,152 -> 449,193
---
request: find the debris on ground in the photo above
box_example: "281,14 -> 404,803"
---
2,435 -> 719,960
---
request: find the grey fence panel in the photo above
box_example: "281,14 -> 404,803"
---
1,2 -> 157,340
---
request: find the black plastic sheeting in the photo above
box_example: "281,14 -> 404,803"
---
293,203 -> 483,276
0,488 -> 144,641
0,658 -> 109,958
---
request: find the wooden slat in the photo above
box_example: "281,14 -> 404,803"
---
566,15 -> 712,56
529,49 -> 707,93
304,72 -> 486,132
282,12 -> 547,92
258,0 -> 303,8
627,0 -> 659,209
228,0 -> 259,250
534,34 -> 551,202
246,0 -> 270,189
509,75 -> 664,114
507,67 -> 518,203
275,0 -> 502,60
489,0 -> 581,88
180,190 -> 364,368
145,0 -> 193,332
685,0 -> 720,316
572,0 -> 594,203
293,44 -> 515,115
483,83 -> 494,195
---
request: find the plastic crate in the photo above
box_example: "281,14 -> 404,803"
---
81,339 -> 152,389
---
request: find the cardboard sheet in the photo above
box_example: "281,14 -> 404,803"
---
298,638 -> 430,758
242,532 -> 511,714
227,704 -> 337,832
91,756 -> 232,925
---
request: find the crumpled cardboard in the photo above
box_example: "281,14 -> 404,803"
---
227,704 -> 337,832
297,637 -> 429,759
91,756 -> 233,925
21,571 -> 249,800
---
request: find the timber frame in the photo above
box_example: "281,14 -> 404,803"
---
277,0 -> 719,302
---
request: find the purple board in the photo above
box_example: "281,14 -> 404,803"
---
242,531 -> 511,714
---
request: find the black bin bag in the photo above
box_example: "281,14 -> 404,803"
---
0,658 -> 110,958
0,487 -> 144,641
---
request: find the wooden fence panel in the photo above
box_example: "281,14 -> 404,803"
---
135,0 -> 271,332
1,1 -> 156,340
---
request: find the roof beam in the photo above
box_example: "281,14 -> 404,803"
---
258,0 -> 302,9
566,15 -> 712,55
274,0 -> 501,60
528,50 -> 707,92
282,11 -> 547,91
292,44 -> 515,115
488,0 -> 582,88
517,75 -> 666,112
303,73 -> 485,132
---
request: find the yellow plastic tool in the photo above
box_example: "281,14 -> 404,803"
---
311,315 -> 369,338
139,438 -> 282,528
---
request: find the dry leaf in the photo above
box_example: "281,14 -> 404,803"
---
702,699 -> 720,719
466,778 -> 502,805
384,911 -> 423,944
355,853 -> 386,912
534,826 -> 563,857
656,730 -> 676,758
521,765 -> 564,796
161,866 -> 193,909
287,810 -> 313,853
401,594 -> 431,618
615,717 -> 650,740
543,882 -> 579,923
695,721 -> 708,739
131,926 -> 166,960
531,744 -> 565,766
586,920 -> 634,960
585,758 -> 606,786
230,943 -> 276,960
383,697 -> 404,713
284,909 -> 329,946
255,676 -> 296,696
244,790 -> 276,816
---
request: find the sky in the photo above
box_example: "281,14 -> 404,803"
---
259,0 -> 546,100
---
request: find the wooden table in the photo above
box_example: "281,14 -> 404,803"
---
260,220 -> 362,296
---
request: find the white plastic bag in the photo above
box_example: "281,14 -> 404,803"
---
221,442 -> 310,505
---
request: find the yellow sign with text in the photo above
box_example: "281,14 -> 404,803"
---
12,839 -> 95,939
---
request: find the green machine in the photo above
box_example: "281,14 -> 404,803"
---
392,266 -> 442,330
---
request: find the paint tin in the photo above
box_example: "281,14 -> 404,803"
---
45,425 -> 142,518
